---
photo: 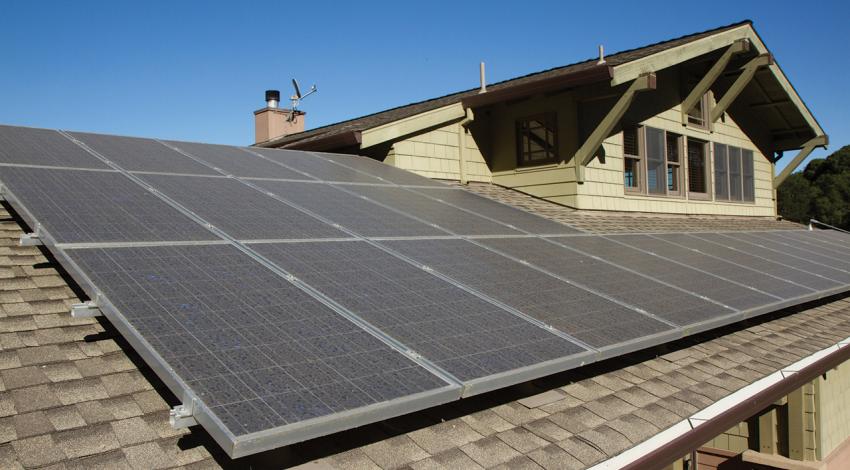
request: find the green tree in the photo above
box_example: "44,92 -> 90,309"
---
778,145 -> 850,229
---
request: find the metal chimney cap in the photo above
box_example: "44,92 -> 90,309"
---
265,90 -> 281,102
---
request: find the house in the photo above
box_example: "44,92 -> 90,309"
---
0,20 -> 847,470
254,20 -> 827,218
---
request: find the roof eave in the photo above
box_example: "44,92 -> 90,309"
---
280,130 -> 363,151
461,64 -> 614,109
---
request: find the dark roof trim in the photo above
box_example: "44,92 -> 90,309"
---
270,130 -> 362,151
622,328 -> 850,470
461,65 -> 613,109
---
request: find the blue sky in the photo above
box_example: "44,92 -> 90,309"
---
1,1 -> 847,172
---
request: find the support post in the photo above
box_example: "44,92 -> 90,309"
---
710,53 -> 773,124
773,135 -> 829,189
574,72 -> 656,183
681,39 -> 750,126
758,407 -> 777,455
787,388 -> 805,461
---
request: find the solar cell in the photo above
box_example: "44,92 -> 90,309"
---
690,233 -> 850,284
252,180 -> 447,237
0,167 -> 216,243
343,185 -> 522,235
763,231 -> 850,264
727,232 -> 850,274
383,238 -> 674,348
164,141 -> 312,180
411,187 -> 581,234
478,237 -> 733,326
0,125 -> 108,169
65,244 -> 454,451
253,241 -> 586,383
136,174 -> 347,241
70,132 -> 217,175
552,236 -> 777,310
316,151 -> 449,186
252,148 -> 385,184
654,233 -> 840,291
610,234 -> 812,300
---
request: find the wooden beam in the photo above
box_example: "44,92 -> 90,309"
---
773,135 -> 829,189
681,39 -> 750,126
758,408 -> 777,455
710,53 -> 773,123
360,103 -> 466,149
574,73 -> 656,183
787,388 -> 805,461
750,99 -> 791,109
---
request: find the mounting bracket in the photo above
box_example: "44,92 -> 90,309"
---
0,183 -> 5,201
169,396 -> 198,429
70,300 -> 102,318
19,226 -> 43,246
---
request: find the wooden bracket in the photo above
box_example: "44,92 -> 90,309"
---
773,135 -> 829,189
710,53 -> 773,124
681,39 -> 750,126
574,73 -> 656,183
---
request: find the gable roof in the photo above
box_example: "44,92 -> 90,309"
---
257,20 -> 753,149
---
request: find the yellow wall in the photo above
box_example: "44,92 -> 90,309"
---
382,122 -> 492,183
817,361 -> 850,459
375,71 -> 777,216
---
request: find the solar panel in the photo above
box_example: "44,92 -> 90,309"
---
252,241 -> 586,384
164,141 -> 312,180
252,180 -> 447,237
609,234 -> 813,300
725,232 -> 850,274
552,236 -> 777,310
0,167 -> 216,243
477,236 -> 734,326
653,233 -> 841,291
690,233 -> 850,285
136,174 -> 347,241
343,185 -> 522,235
252,148 -> 386,184
0,125 -> 108,169
316,151 -> 449,187
70,132 -> 218,175
4,125 -> 850,459
65,244 -> 456,454
382,238 -> 674,348
764,231 -> 850,264
411,187 -> 582,234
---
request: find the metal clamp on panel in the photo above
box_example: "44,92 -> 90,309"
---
19,232 -> 43,246
0,183 -> 6,201
70,301 -> 102,318
170,398 -> 198,429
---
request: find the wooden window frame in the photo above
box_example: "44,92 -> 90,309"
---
713,143 -> 756,204
686,137 -> 711,199
685,93 -> 711,130
623,127 -> 643,193
622,126 -> 683,198
516,112 -> 559,168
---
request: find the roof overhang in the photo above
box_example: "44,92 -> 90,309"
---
262,130 -> 362,151
461,64 -> 614,109
611,23 -> 825,151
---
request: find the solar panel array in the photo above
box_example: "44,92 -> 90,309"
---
1,123 -> 849,457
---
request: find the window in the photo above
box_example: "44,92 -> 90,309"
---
622,126 -> 682,197
714,143 -> 755,202
686,93 -> 709,129
687,137 -> 709,196
516,113 -> 558,166
623,127 -> 641,192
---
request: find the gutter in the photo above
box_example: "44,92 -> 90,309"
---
590,332 -> 850,470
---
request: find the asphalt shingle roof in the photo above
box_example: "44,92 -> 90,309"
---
263,20 -> 752,149
1,181 -> 841,469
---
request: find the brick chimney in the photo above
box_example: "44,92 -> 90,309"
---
254,90 -> 305,144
